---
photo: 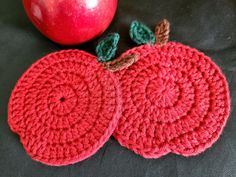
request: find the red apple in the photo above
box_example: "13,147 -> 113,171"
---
22,0 -> 118,45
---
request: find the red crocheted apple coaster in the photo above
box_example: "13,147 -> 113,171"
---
113,42 -> 230,158
8,50 -> 122,166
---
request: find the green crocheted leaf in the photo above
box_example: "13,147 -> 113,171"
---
130,21 -> 156,45
96,33 -> 120,62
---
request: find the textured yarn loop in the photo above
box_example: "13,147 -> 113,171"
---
155,19 -> 170,46
8,50 -> 122,166
103,54 -> 139,72
113,42 -> 230,158
96,33 -> 120,62
130,21 -> 156,45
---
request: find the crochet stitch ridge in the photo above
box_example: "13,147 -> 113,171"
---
113,42 -> 230,158
8,49 -> 122,166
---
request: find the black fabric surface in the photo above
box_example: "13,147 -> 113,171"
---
0,0 -> 236,177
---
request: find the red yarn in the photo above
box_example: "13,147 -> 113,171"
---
113,42 -> 230,158
8,50 -> 122,166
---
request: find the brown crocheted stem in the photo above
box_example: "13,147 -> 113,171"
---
155,19 -> 170,46
103,54 -> 138,72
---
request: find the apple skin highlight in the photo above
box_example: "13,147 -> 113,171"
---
22,0 -> 118,45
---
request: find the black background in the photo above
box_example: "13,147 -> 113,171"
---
0,0 -> 236,177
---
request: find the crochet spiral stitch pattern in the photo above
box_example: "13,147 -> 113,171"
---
113,42 -> 230,158
8,50 -> 122,166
